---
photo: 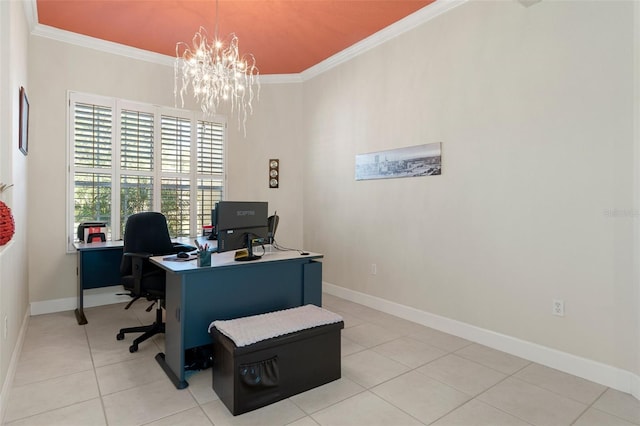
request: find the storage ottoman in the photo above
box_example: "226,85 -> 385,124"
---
209,305 -> 344,415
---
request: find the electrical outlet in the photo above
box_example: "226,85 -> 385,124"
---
371,264 -> 377,275
552,299 -> 565,317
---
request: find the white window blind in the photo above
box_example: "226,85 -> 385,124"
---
161,115 -> 191,174
121,109 -> 154,171
73,102 -> 112,169
67,92 -> 226,250
72,101 -> 114,239
119,108 -> 155,234
196,121 -> 225,229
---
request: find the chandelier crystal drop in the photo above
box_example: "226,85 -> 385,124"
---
175,1 -> 259,134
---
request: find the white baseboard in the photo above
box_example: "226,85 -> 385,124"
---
20,281 -> 640,401
323,282 -> 640,400
2,288 -> 129,421
633,372 -> 640,401
0,309 -> 30,424
30,285 -> 131,316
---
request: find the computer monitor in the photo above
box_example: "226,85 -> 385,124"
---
214,201 -> 268,261
208,208 -> 218,240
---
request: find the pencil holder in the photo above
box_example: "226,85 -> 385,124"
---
197,250 -> 212,267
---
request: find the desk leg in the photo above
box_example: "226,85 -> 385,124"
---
75,309 -> 87,325
75,251 -> 87,325
157,274 -> 189,389
155,353 -> 188,389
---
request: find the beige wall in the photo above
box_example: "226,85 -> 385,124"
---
636,0 -> 640,390
15,0 -> 640,395
225,82 -> 304,247
0,0 -> 30,416
303,0 -> 638,373
26,38 -> 304,304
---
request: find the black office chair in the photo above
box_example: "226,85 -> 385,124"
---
116,212 -> 180,353
267,214 -> 279,244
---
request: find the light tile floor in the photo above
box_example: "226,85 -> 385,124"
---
4,293 -> 640,426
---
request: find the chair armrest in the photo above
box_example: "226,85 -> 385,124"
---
123,252 -> 153,259
124,252 -> 154,296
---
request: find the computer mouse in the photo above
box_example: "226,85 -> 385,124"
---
177,251 -> 189,259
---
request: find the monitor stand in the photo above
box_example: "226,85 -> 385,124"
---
234,234 -> 262,262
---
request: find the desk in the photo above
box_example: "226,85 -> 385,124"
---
150,249 -> 323,389
73,241 -> 125,325
73,237 -> 198,325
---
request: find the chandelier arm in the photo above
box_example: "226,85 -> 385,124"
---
174,0 -> 260,136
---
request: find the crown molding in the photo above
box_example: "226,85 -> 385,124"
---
27,0 -> 466,84
32,23 -> 176,67
258,74 -> 305,85
23,0 -> 38,32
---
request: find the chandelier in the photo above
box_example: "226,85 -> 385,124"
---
175,0 -> 260,134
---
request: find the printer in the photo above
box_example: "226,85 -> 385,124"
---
77,222 -> 107,243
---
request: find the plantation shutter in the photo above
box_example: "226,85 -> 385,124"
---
67,92 -> 226,249
121,109 -> 154,171
119,109 -> 155,234
160,115 -> 192,236
74,103 -> 112,169
196,121 -> 224,229
72,102 -> 113,238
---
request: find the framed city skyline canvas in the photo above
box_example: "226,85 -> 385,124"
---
355,142 -> 441,181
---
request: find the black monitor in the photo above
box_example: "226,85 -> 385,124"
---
208,208 -> 218,240
214,201 -> 268,261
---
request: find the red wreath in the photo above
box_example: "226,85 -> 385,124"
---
0,201 -> 15,245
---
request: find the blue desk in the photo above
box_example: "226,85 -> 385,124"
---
73,241 -> 125,325
73,237 -> 198,325
150,249 -> 323,389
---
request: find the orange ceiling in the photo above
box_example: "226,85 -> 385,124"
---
36,0 -> 436,75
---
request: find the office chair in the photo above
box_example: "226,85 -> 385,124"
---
116,212 -> 179,353
267,214 -> 279,244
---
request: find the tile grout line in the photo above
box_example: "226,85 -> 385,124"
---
81,317 -> 111,425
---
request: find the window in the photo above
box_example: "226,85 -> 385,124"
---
67,92 -> 225,250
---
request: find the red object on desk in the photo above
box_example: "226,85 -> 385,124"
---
203,225 -> 214,237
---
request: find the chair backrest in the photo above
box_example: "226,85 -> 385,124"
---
120,212 -> 175,276
267,214 -> 279,242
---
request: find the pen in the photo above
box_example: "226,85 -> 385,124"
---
194,239 -> 203,251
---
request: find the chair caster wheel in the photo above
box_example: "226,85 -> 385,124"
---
129,344 -> 138,353
116,333 -> 124,340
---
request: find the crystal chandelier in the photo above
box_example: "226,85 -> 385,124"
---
175,0 -> 260,134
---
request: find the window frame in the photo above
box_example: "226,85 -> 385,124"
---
66,91 -> 227,252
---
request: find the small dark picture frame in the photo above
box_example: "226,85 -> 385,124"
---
19,86 -> 29,155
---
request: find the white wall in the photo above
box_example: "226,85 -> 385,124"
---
0,0 -> 31,420
636,0 -> 640,396
16,0 -> 640,398
26,37 -> 304,304
225,82 -> 304,247
303,0 -> 638,376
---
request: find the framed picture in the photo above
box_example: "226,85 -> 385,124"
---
19,86 -> 29,155
355,142 -> 442,181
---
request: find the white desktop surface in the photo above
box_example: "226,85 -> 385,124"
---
150,247 -> 323,273
73,236 -> 203,251
74,239 -> 126,250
